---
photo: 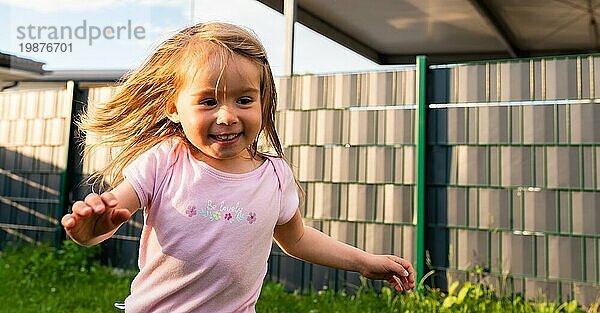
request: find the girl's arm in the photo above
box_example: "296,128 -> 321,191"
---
273,210 -> 416,292
61,181 -> 140,246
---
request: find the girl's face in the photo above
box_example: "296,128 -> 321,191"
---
169,51 -> 263,173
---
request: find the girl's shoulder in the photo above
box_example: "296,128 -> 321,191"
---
133,138 -> 185,169
151,137 -> 181,154
262,154 -> 294,179
261,153 -> 285,166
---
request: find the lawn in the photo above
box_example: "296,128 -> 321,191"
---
0,241 -> 595,312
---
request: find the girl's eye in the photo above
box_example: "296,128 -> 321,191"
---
237,97 -> 253,105
199,98 -> 217,107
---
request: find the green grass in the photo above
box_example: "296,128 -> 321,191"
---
257,278 -> 589,313
0,241 -> 134,313
0,242 -> 595,312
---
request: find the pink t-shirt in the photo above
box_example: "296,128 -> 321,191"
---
122,139 -> 299,312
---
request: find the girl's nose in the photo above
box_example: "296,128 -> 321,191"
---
215,106 -> 238,125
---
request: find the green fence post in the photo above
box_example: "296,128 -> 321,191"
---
415,55 -> 427,284
56,80 -> 77,248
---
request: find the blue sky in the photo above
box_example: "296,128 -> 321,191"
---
0,0 -> 401,76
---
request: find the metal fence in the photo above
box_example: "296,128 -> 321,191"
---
426,56 -> 600,305
0,54 -> 599,306
267,70 -> 418,292
0,83 -> 74,248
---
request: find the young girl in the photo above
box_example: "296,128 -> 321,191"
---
61,22 -> 415,312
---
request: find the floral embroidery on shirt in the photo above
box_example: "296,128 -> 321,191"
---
247,212 -> 257,224
185,206 -> 197,217
193,200 -> 256,225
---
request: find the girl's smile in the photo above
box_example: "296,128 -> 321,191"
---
168,49 -> 263,173
210,133 -> 241,142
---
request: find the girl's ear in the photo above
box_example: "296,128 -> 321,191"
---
166,103 -> 180,123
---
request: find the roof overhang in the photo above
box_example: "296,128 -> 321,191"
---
258,0 -> 600,65
0,52 -> 48,87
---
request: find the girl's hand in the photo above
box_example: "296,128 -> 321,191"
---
360,255 -> 416,292
61,192 -> 131,246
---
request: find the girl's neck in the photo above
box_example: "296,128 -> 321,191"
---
190,147 -> 264,174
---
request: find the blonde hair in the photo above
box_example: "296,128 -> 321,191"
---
80,22 -> 283,189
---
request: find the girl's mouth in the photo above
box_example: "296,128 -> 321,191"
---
210,133 -> 241,142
